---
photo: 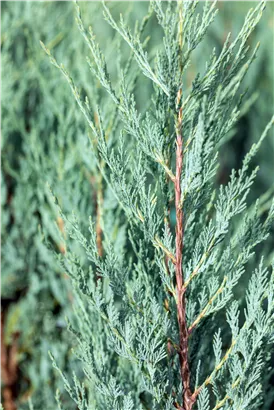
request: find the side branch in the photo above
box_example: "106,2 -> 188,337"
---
212,378 -> 240,410
153,236 -> 176,264
183,237 -> 216,290
192,339 -> 236,400
155,153 -> 176,182
192,286 -> 270,402
188,276 -> 227,334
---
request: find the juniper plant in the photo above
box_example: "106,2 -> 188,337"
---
40,1 -> 274,409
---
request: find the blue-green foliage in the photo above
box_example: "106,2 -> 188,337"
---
1,1 -> 96,408
2,1 -> 274,410
39,1 -> 274,409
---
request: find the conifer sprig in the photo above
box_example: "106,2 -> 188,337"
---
41,1 -> 274,409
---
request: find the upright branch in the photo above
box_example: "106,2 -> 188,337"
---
174,4 -> 195,409
174,94 -> 194,410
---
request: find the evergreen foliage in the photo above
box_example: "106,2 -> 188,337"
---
1,1 -> 274,410
40,1 -> 274,409
1,2 -> 97,408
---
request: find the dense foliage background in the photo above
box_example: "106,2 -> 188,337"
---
1,1 -> 273,409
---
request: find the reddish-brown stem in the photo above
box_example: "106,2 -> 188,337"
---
174,103 -> 195,410
174,4 -> 197,407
